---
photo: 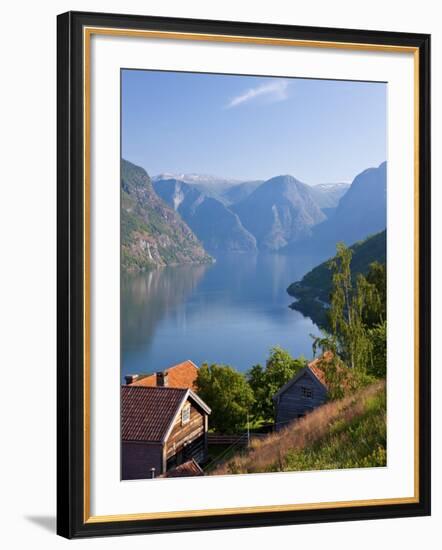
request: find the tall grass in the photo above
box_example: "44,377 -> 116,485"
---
211,380 -> 386,475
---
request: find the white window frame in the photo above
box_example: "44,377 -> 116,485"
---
181,404 -> 191,425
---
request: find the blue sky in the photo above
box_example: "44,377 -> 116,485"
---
122,69 -> 386,184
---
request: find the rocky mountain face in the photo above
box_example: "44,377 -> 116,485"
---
232,175 -> 326,251
125,161 -> 385,265
309,182 -> 351,209
121,160 -> 212,271
153,178 -> 257,253
292,162 -> 386,257
221,180 -> 263,205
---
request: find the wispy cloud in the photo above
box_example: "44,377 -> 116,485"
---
226,79 -> 289,109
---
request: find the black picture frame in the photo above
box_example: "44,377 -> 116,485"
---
57,10 -> 431,539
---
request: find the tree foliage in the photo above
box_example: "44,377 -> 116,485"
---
311,243 -> 387,391
247,346 -> 306,422
326,243 -> 386,375
367,321 -> 387,378
195,363 -> 255,434
363,261 -> 386,327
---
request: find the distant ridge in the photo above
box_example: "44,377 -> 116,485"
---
232,175 -> 326,251
152,173 -> 241,186
308,182 -> 351,209
153,178 -> 257,253
148,163 -> 385,257
285,161 -> 387,257
152,173 -> 243,200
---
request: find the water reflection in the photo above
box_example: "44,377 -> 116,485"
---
121,263 -> 208,351
121,253 -> 323,380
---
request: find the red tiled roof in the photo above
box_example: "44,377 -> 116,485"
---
307,351 -> 335,389
163,459 -> 204,478
308,363 -> 327,387
130,360 -> 199,391
121,386 -> 187,442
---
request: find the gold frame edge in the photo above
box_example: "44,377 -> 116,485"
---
82,26 -> 420,524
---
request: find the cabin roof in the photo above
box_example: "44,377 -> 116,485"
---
121,385 -> 211,443
162,459 -> 204,478
129,360 -> 199,390
273,352 -> 333,400
306,350 -> 334,388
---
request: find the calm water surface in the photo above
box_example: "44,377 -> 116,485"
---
121,253 -> 323,380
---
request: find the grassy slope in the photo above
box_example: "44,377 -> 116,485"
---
287,230 -> 386,326
210,380 -> 386,475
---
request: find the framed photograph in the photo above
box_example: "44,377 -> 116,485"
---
57,11 -> 431,538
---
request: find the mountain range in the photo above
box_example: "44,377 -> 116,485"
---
308,182 -> 350,209
220,180 -> 263,205
122,159 -> 386,270
152,173 -> 243,199
288,161 -> 386,258
121,160 -> 212,271
152,178 -> 257,253
232,175 -> 327,251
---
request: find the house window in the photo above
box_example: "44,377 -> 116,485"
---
181,404 -> 191,425
301,386 -> 313,399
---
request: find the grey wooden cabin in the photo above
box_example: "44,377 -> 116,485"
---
273,365 -> 328,429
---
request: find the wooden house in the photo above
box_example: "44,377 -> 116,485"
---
162,459 -> 204,478
273,357 -> 329,429
121,385 -> 211,480
124,360 -> 199,391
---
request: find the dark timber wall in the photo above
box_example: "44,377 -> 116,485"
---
121,441 -> 163,480
275,370 -> 327,429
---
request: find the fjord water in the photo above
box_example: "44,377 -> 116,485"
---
121,253 -> 323,381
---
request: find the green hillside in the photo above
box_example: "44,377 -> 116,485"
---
210,380 -> 386,475
287,230 -> 386,326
